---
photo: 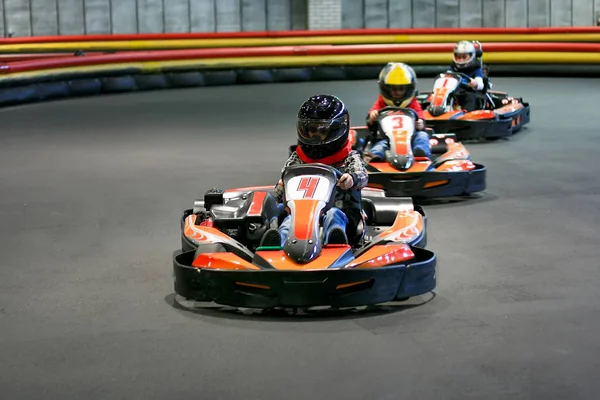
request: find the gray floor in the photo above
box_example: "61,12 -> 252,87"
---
1,78 -> 599,399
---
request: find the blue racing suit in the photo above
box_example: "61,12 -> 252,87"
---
366,95 -> 431,160
450,61 -> 485,112
269,145 -> 369,246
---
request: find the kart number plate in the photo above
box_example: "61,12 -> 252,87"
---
381,115 -> 414,135
285,175 -> 332,201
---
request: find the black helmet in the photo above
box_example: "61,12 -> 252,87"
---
296,94 -> 350,160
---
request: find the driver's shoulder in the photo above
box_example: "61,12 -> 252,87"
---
286,151 -> 302,164
346,149 -> 363,159
344,150 -> 366,167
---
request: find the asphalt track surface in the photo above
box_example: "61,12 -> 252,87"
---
1,77 -> 600,399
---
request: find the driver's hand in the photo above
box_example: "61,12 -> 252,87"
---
416,119 -> 425,130
468,79 -> 478,89
368,110 -> 379,123
337,173 -> 354,190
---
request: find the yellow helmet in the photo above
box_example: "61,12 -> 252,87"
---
378,62 -> 417,107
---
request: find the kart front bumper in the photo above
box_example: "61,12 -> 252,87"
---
366,163 -> 486,198
173,247 -> 436,309
425,103 -> 530,140
425,118 -> 513,140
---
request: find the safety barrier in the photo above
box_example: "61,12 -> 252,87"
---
2,28 -> 600,53
1,27 -> 599,108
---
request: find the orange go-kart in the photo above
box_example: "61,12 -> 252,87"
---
173,163 -> 436,310
351,106 -> 486,199
416,70 -> 530,141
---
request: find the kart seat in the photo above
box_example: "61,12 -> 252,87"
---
343,207 -> 367,246
210,191 -> 280,235
431,141 -> 449,154
473,40 -> 483,59
482,76 -> 491,91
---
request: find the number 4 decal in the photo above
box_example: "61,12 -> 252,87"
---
297,177 -> 320,198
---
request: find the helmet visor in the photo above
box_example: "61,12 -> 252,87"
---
379,83 -> 415,104
453,52 -> 473,65
297,115 -> 348,145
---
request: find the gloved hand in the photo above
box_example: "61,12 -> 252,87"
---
416,119 -> 425,130
337,173 -> 354,190
368,109 -> 379,123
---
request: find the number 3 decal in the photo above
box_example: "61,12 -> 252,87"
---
297,177 -> 320,198
391,116 -> 404,130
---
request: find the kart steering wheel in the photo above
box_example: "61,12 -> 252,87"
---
444,71 -> 475,91
369,106 -> 419,137
330,165 -> 345,185
377,106 -> 420,121
295,162 -> 343,181
319,164 -> 352,193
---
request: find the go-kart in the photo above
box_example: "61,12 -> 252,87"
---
173,163 -> 437,310
416,70 -> 530,140
349,106 -> 486,199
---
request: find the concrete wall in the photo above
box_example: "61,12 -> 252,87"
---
1,0 -> 599,38
0,0 -> 308,37
342,0 -> 600,28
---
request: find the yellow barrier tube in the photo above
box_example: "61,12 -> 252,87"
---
3,52 -> 600,82
3,34 -> 600,53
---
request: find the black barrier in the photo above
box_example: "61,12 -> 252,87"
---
0,63 -> 599,108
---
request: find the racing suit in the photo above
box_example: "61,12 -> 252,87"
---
271,143 -> 369,246
365,95 -> 431,160
450,61 -> 485,112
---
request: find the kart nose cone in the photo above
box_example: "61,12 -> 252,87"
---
389,154 -> 413,171
284,239 -> 321,265
428,105 -> 446,116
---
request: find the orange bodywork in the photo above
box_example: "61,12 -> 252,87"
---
378,210 -> 424,243
390,129 -> 411,155
347,243 -> 415,269
423,109 -> 496,120
184,215 -> 235,244
190,243 -> 415,272
431,87 -> 450,108
494,102 -> 524,115
256,246 -> 352,270
439,142 -> 470,159
289,200 -> 321,240
368,159 -> 432,173
248,191 -> 267,216
458,110 -> 496,120
225,185 -> 273,193
435,159 -> 476,172
192,252 -> 260,271
367,139 -> 473,174
348,129 -> 357,144
423,97 -> 523,121
423,180 -> 449,188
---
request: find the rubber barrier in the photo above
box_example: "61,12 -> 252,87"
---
1,37 -> 599,109
2,62 -> 599,109
3,33 -> 600,53
5,43 -> 600,74
3,44 -> 600,79
2,26 -> 599,43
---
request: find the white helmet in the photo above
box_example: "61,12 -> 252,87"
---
453,40 -> 476,69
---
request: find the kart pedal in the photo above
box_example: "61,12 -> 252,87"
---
259,228 -> 282,247
413,148 -> 429,158
327,227 -> 349,245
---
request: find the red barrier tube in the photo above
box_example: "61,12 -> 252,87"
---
1,27 -> 599,44
4,42 -> 600,74
0,52 -> 105,63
